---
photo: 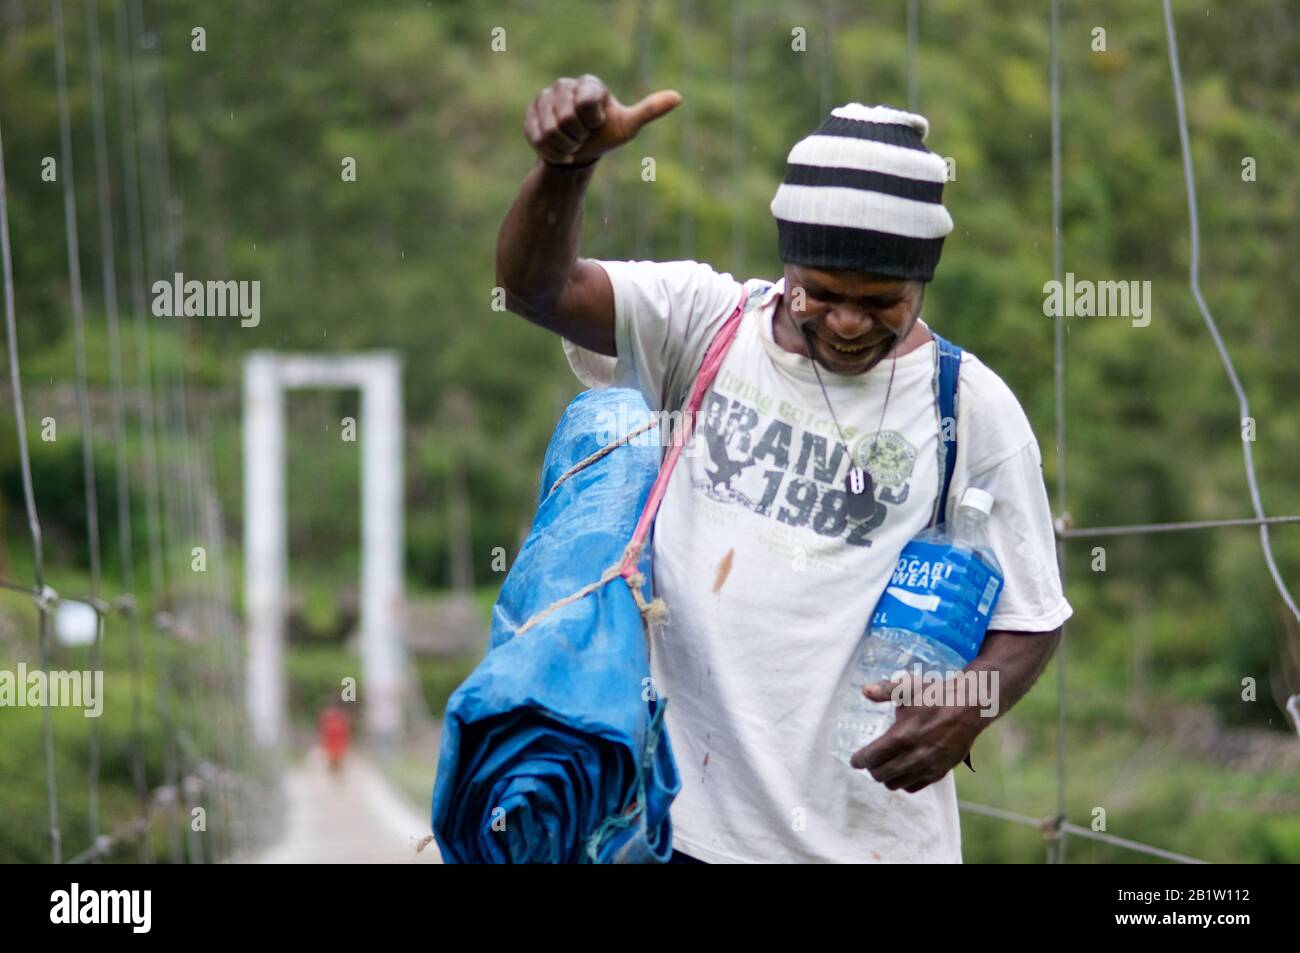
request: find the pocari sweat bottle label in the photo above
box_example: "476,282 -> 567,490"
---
870,536 -> 1004,664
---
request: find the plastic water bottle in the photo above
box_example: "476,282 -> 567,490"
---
829,487 -> 1005,768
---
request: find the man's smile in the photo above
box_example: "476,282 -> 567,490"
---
806,329 -> 897,369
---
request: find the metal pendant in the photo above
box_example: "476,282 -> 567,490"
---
844,466 -> 876,519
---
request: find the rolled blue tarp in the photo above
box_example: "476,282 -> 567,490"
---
431,388 -> 681,863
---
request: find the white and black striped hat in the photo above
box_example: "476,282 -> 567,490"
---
769,103 -> 953,282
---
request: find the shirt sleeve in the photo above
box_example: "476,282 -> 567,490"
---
952,354 -> 1072,634
561,259 -> 745,413
966,439 -> 1073,633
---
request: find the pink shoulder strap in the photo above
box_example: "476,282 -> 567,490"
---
619,286 -> 749,580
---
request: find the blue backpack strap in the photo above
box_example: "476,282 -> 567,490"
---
930,331 -> 963,527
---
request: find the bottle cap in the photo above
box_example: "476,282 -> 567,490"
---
959,487 -> 994,516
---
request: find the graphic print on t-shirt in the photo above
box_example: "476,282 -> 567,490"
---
689,365 -> 921,553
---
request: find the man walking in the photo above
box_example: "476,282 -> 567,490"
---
496,75 -> 1070,863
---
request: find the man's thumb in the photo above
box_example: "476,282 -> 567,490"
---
626,89 -> 682,132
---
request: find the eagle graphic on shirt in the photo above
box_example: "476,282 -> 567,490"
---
701,426 -> 756,491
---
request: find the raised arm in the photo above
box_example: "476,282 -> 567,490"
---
495,74 -> 681,356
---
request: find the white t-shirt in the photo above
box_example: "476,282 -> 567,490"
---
563,259 -> 1072,864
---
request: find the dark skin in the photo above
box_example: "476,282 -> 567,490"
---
772,264 -> 930,375
497,73 -> 1062,794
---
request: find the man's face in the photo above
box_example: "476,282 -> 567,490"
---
781,264 -> 925,375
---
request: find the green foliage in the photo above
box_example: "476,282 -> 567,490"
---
1,0 -> 1298,862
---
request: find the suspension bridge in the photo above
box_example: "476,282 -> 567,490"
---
0,0 -> 446,865
0,0 -> 1297,865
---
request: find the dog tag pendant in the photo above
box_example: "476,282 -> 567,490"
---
844,466 -> 875,518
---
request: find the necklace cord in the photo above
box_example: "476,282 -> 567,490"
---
782,297 -> 899,463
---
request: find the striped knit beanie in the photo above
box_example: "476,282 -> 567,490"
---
769,103 -> 953,282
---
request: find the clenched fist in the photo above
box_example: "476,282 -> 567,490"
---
523,74 -> 681,167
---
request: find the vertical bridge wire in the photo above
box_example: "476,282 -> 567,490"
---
1161,0 -> 1300,628
54,0 -> 113,860
1047,0 -> 1068,865
0,116 -> 62,863
85,0 -> 153,862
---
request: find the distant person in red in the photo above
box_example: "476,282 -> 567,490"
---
319,704 -> 352,773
